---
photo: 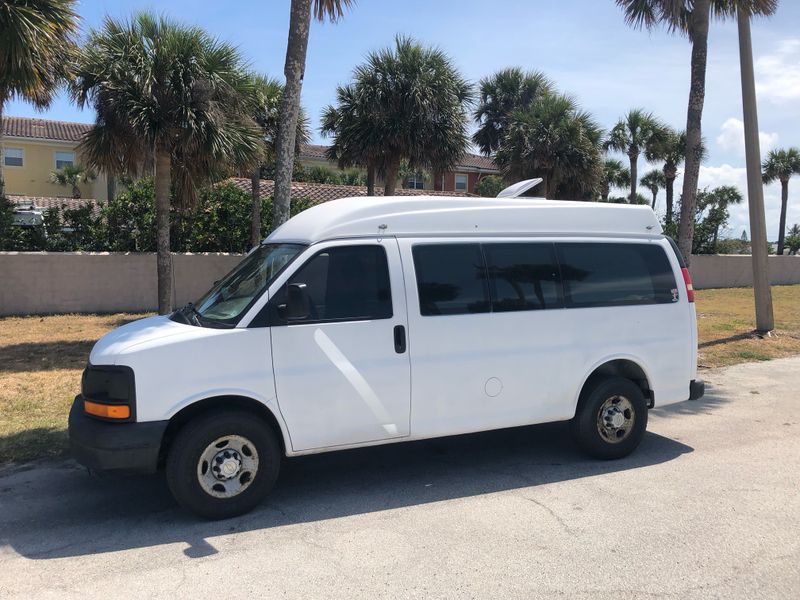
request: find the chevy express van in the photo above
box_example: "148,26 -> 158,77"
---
69,180 -> 704,519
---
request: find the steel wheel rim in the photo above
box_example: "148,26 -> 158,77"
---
596,395 -> 636,444
197,435 -> 259,499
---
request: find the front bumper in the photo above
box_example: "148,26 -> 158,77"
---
689,379 -> 705,401
68,396 -> 168,473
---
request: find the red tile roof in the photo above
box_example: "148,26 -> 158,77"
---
227,178 -> 475,205
298,144 -> 500,173
2,116 -> 91,143
7,195 -> 96,212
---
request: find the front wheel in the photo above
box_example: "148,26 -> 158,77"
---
571,376 -> 648,460
166,410 -> 281,519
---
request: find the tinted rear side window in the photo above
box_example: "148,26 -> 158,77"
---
557,243 -> 678,308
484,243 -> 562,311
413,244 -> 490,315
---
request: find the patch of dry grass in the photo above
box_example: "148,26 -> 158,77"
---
0,313 -> 149,463
1,285 -> 799,464
695,285 -> 800,369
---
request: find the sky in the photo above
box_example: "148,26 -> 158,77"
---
7,0 -> 800,240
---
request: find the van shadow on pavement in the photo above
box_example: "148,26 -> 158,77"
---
0,421 -> 693,561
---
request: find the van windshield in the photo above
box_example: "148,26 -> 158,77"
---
191,243 -> 305,325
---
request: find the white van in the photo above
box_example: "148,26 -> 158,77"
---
69,183 -> 704,519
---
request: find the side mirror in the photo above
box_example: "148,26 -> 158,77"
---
284,282 -> 311,320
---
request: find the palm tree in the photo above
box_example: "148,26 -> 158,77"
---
0,0 -> 79,198
495,93 -> 603,200
708,185 -> 744,250
50,164 -> 95,198
645,127 -> 685,225
321,36 -> 472,197
320,82 -> 386,196
786,223 -> 800,255
600,158 -> 631,202
249,74 -> 310,247
272,0 -> 353,230
640,169 -> 666,209
616,0 -> 778,263
605,109 -> 665,204
762,147 -> 800,255
473,68 -> 553,157
72,13 -> 262,314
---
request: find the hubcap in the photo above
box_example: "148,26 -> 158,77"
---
197,435 -> 259,498
597,395 -> 635,444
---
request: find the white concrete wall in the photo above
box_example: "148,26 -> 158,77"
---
1,252 -> 798,316
0,252 -> 242,316
690,255 -> 800,290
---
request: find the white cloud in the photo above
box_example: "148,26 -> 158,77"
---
756,39 -> 800,104
715,118 -> 779,157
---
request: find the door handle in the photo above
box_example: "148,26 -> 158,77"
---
393,325 -> 406,354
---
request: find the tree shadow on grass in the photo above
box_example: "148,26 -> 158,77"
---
0,427 -> 68,466
0,421 -> 693,561
0,341 -> 93,373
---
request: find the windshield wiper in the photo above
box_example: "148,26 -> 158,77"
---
182,303 -> 204,327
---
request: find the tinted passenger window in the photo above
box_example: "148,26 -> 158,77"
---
275,245 -> 392,322
484,243 -> 562,311
413,244 -> 490,315
557,243 -> 678,308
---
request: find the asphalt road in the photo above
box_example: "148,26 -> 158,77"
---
1,356 -> 799,599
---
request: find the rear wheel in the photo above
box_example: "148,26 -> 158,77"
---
571,376 -> 648,459
166,410 -> 281,519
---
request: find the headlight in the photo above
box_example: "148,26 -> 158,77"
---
81,364 -> 136,421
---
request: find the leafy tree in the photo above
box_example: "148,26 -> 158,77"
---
762,147 -> 800,255
72,13 -> 262,314
273,0 -> 353,229
475,175 -> 506,198
49,164 -> 96,198
691,186 -> 743,253
616,0 -> 778,263
495,93 -> 603,199
473,68 -> 553,156
0,0 -> 80,198
605,108 -> 666,203
321,36 -> 472,197
640,169 -> 666,209
785,224 -> 800,255
600,158 -> 631,202
248,74 -> 310,247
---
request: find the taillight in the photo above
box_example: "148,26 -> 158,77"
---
681,267 -> 695,303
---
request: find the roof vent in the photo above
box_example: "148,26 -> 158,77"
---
496,178 -> 544,199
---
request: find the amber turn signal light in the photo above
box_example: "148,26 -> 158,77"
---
84,400 -> 130,420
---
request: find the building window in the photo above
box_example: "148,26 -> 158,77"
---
3,147 -> 24,167
454,173 -> 468,191
406,173 -> 425,190
54,151 -> 75,170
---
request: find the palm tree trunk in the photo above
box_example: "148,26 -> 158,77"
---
107,176 -> 116,202
651,191 -> 657,209
273,0 -> 312,230
777,179 -> 789,254
155,148 -> 172,315
0,98 -> 5,199
678,0 -> 711,266
628,149 -> 638,203
366,164 -> 376,196
665,175 -> 675,225
72,184 -> 81,199
250,169 -> 262,248
383,158 -> 400,196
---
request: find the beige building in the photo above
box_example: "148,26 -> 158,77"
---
1,116 -> 108,202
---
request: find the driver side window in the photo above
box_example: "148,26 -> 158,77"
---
270,245 -> 393,325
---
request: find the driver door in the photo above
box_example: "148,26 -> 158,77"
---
268,238 -> 411,451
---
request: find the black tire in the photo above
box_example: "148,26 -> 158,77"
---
166,410 -> 281,519
571,376 -> 648,460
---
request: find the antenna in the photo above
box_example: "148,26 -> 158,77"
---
496,178 -> 545,199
